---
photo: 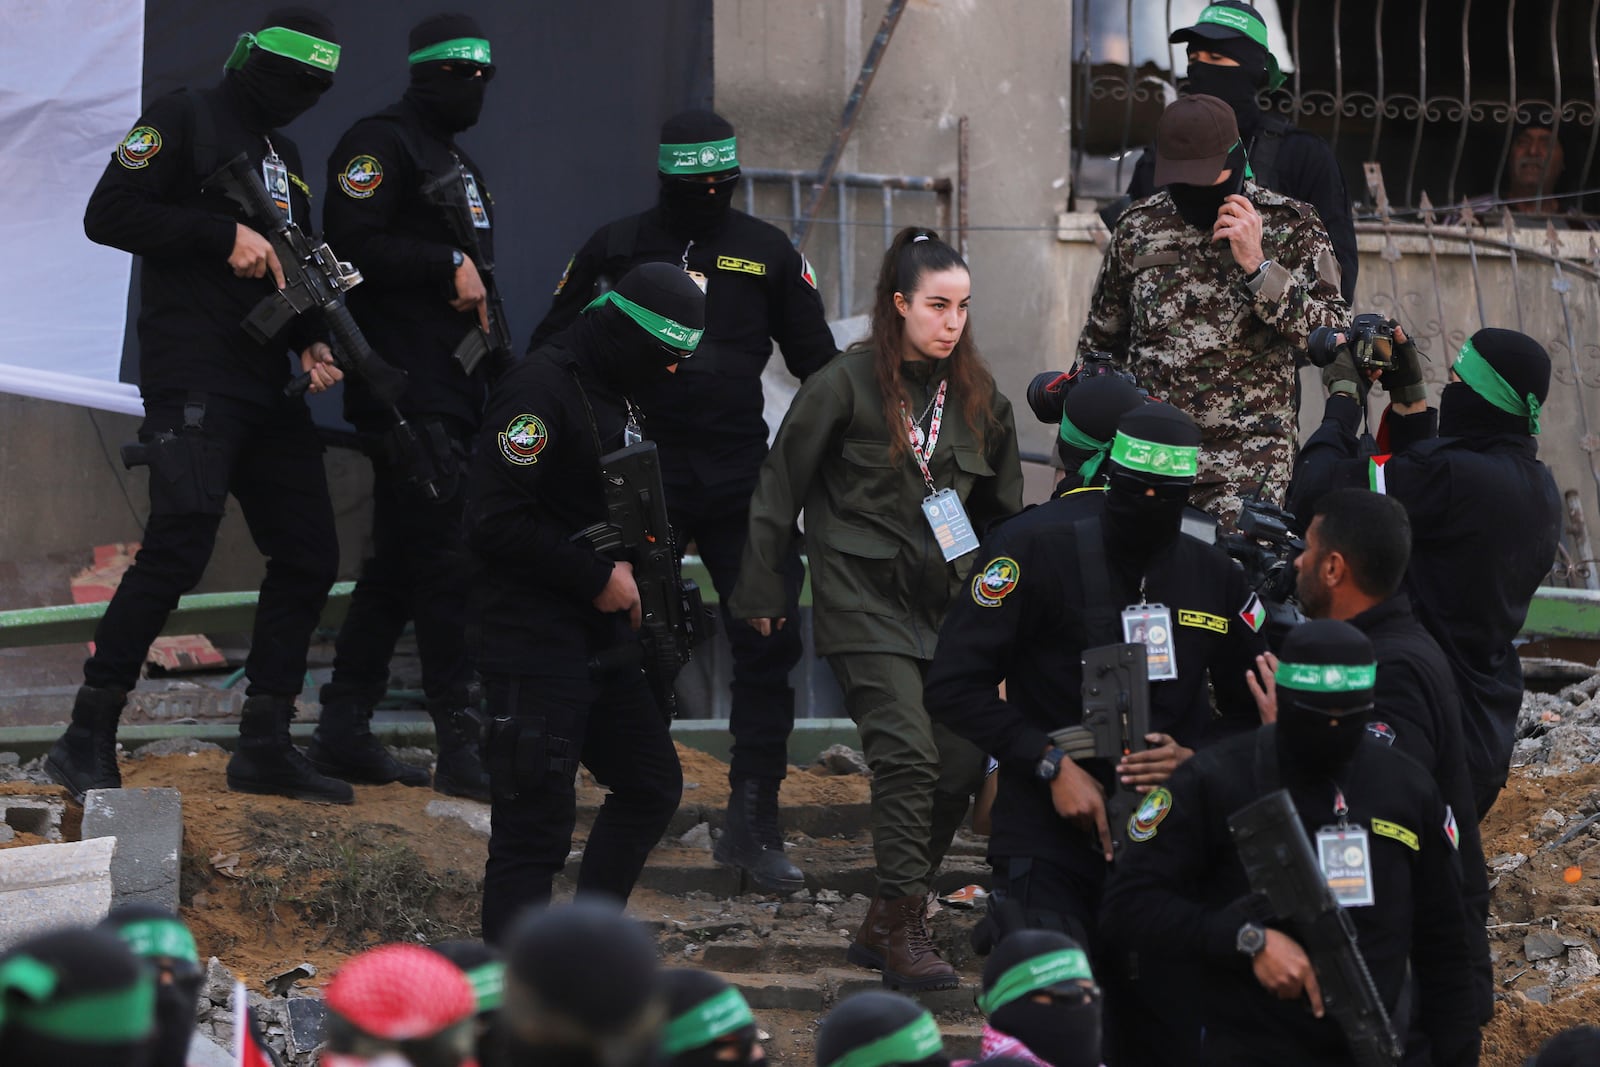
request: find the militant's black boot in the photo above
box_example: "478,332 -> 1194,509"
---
227,695 -> 354,804
45,685 -> 128,801
714,777 -> 805,891
430,704 -> 491,803
308,692 -> 429,787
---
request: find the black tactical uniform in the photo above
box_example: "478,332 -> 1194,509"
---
1100,621 -> 1481,1066
309,15 -> 499,801
1118,1 -> 1358,302
466,264 -> 704,941
48,12 -> 350,805
530,110 -> 837,890
1290,329 -> 1562,815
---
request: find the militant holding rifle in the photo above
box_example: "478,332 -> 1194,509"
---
1049,642 -> 1151,855
574,441 -> 715,720
1227,788 -> 1403,1067
420,161 -> 514,379
204,153 -> 444,501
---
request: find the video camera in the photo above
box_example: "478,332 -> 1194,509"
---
1307,313 -> 1397,372
1024,351 -> 1143,425
1214,496 -> 1305,650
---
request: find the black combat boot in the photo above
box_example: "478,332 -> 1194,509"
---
45,685 -> 128,801
308,688 -> 429,787
713,777 -> 805,891
227,695 -> 354,804
430,702 -> 491,803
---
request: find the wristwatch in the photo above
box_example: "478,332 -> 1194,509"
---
1035,747 -> 1067,783
1245,258 -> 1273,283
1236,921 -> 1268,957
450,249 -> 465,268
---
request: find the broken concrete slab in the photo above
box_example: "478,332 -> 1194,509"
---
0,836 -> 115,950
1524,928 -> 1568,961
1,793 -> 64,841
425,797 -> 490,837
83,787 -> 181,911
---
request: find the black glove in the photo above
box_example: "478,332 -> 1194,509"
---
1319,346 -> 1362,401
1379,324 -> 1426,404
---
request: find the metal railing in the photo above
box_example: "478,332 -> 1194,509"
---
741,167 -> 958,319
1070,0 -> 1599,223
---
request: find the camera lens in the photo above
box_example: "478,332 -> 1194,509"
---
1026,370 -> 1071,425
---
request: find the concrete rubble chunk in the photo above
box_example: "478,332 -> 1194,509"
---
187,1033 -> 234,1067
1524,928 -> 1568,961
679,822 -> 714,849
1490,852 -> 1528,874
1562,945 -> 1600,985
83,787 -> 182,910
1,795 -> 65,841
1524,985 -> 1553,1005
814,743 -> 870,777
424,798 -> 490,837
0,836 -> 116,950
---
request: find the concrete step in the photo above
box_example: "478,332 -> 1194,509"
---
632,849 -> 993,900
710,968 -> 984,1019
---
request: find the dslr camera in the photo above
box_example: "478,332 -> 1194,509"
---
1024,350 -> 1142,425
1307,313 -> 1397,371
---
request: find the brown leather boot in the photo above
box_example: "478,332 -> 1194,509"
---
850,894 -> 958,991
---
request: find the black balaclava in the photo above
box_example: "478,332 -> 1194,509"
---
583,262 -> 708,394
660,968 -> 760,1067
494,898 -> 665,1067
814,991 -> 947,1067
1167,140 -> 1248,230
405,14 -> 491,134
99,906 -> 203,1067
657,110 -> 741,239
0,928 -> 155,1067
1102,403 -> 1202,560
1438,327 -> 1552,439
1273,619 -> 1377,779
1531,1025 -> 1600,1067
980,930 -> 1101,1067
431,939 -> 504,1066
1182,37 -> 1269,133
224,7 -> 338,133
1057,374 -> 1146,477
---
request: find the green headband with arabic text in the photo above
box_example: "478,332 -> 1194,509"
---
659,137 -> 739,175
1275,661 -> 1378,693
409,37 -> 492,65
1194,5 -> 1285,90
584,290 -> 704,353
224,26 -> 340,72
976,949 -> 1095,1015
824,1011 -> 943,1067
660,987 -> 756,1056
1109,431 -> 1200,478
1453,337 -> 1542,434
0,955 -> 155,1042
111,919 -> 199,964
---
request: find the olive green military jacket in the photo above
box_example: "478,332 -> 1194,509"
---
730,345 -> 1023,659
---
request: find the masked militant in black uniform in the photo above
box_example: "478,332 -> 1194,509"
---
530,110 -> 838,891
1291,326 -> 1562,817
466,263 -> 705,941
1101,620 -> 1481,1067
307,13 -> 500,802
49,9 -> 352,805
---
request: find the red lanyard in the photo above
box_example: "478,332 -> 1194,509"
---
903,379 -> 948,493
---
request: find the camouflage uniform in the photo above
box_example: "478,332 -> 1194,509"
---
1077,180 -> 1347,521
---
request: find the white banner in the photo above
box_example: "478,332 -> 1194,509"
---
0,0 -> 144,408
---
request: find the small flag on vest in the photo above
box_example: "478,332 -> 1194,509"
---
1239,592 -> 1266,633
1369,454 -> 1393,494
800,255 -> 817,289
235,980 -> 285,1067
1443,806 -> 1459,850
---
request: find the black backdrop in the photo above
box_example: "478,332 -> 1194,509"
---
120,0 -> 714,423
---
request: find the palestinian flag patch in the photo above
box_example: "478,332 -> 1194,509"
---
1239,592 -> 1266,633
1369,453 -> 1392,494
800,255 -> 817,290
1443,805 -> 1459,850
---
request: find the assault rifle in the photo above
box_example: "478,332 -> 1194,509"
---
205,153 -> 442,502
1048,642 -> 1151,856
575,441 -> 715,719
1228,789 -> 1403,1067
420,164 -> 514,379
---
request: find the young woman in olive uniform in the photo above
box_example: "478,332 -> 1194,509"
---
732,228 -> 1023,990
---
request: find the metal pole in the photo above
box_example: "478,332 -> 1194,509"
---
794,0 -> 910,252
958,115 -> 970,260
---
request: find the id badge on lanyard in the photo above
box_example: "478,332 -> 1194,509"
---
262,138 -> 291,223
1121,599 -> 1177,680
461,170 -> 491,229
1316,787 -> 1376,907
907,381 -> 980,562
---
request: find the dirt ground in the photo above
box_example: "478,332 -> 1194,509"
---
6,738 -> 1597,1064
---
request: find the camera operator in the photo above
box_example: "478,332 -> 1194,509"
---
1252,487 -> 1492,1025
1025,367 -> 1148,494
925,402 -> 1267,1064
1078,94 -> 1346,526
1289,326 -> 1561,818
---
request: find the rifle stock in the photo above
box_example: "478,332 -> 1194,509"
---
1049,642 -> 1150,855
1227,789 -> 1403,1067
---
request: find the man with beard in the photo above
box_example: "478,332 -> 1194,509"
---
49,8 -> 349,804
1077,93 -> 1347,525
1115,1 -> 1358,301
1101,620 -> 1480,1067
1290,327 -> 1562,818
465,263 -> 703,940
528,111 -> 837,894
925,403 -> 1265,1063
308,13 -> 500,802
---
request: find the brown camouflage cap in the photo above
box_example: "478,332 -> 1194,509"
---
1153,94 -> 1240,186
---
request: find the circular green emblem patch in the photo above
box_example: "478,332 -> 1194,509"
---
337,154 -> 384,199
116,126 -> 162,170
1127,786 -> 1174,843
972,556 -> 1020,608
498,413 -> 548,466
